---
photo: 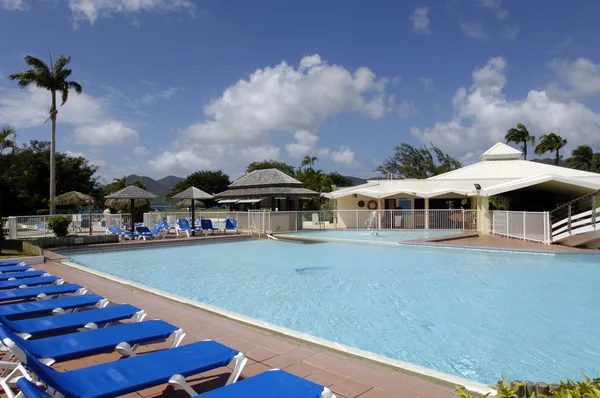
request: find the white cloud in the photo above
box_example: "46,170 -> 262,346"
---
140,87 -> 178,105
0,0 -> 25,10
396,100 -> 418,118
0,86 -> 138,146
151,54 -> 393,176
64,150 -> 86,158
477,0 -> 509,19
549,57 -> 600,99
73,121 -> 139,146
419,77 -> 435,92
68,0 -> 195,25
133,146 -> 151,156
409,7 -> 430,34
461,20 -> 486,40
285,130 -> 319,159
410,56 -> 600,159
505,26 -> 519,40
331,146 -> 358,167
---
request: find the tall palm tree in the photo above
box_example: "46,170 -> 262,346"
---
567,145 -> 594,170
300,155 -> 318,169
110,176 -> 128,192
8,55 -> 82,214
0,126 -> 16,154
505,123 -> 535,160
535,132 -> 568,165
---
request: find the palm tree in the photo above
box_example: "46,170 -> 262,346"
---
505,123 -> 535,160
300,155 -> 318,169
8,55 -> 82,215
0,126 -> 16,154
567,145 -> 594,170
110,176 -> 128,192
535,132 -> 568,165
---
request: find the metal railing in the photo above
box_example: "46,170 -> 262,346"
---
491,210 -> 550,244
550,189 -> 600,243
3,213 -> 132,239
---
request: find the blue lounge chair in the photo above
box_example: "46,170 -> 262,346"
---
176,219 -> 202,238
0,294 -> 107,319
0,270 -> 48,281
201,219 -> 218,234
136,224 -> 165,241
16,378 -> 52,398
1,325 -> 247,398
0,276 -> 61,291
0,265 -> 33,273
107,226 -> 140,240
0,304 -> 145,338
0,261 -> 27,267
224,218 -> 237,233
161,219 -> 177,234
199,369 -> 335,398
0,284 -> 85,303
6,320 -> 184,365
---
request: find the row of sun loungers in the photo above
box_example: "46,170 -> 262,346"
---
0,259 -> 335,398
107,218 -> 238,240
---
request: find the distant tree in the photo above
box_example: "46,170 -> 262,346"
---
246,160 -> 296,176
505,123 -> 535,160
567,145 -> 594,170
0,126 -> 17,154
593,153 -> 600,174
167,170 -> 231,207
0,140 -> 98,216
301,156 -> 318,170
375,143 -> 462,179
9,55 -> 82,214
110,176 -> 127,192
535,132 -> 568,165
328,172 -> 353,188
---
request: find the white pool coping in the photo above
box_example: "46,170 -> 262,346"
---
61,259 -> 496,396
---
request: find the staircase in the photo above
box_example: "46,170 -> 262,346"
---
550,189 -> 600,248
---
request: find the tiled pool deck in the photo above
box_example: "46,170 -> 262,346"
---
17,261 -> 464,398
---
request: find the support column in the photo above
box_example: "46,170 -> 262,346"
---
377,199 -> 383,230
476,196 -> 490,235
424,198 -> 429,230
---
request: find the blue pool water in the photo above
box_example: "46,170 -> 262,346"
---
283,229 -> 459,242
69,240 -> 600,385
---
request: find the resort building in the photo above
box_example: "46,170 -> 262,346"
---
329,143 -> 600,234
214,168 -> 319,211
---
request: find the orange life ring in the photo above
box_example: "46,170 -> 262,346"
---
367,200 -> 378,210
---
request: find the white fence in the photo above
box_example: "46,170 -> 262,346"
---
143,209 -> 477,235
2,213 -> 132,239
490,210 -> 550,244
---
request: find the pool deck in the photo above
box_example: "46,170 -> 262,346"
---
16,261 -> 465,398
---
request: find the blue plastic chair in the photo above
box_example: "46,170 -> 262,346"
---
136,224 -> 164,240
0,284 -> 85,303
0,276 -> 61,291
0,270 -> 47,281
0,325 -> 247,398
0,293 -> 107,319
0,304 -> 145,338
224,218 -> 237,233
107,226 -> 140,240
201,219 -> 218,234
0,260 -> 27,267
16,379 -> 53,398
176,219 -> 202,237
199,369 -> 334,398
0,265 -> 33,273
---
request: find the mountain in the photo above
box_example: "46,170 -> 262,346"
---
125,174 -> 184,204
531,158 -> 569,168
345,176 -> 369,185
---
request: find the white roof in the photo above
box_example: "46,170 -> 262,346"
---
330,142 -> 600,199
478,142 -> 522,161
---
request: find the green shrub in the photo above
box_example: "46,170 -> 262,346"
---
456,375 -> 600,398
47,216 -> 71,237
0,220 -> 5,254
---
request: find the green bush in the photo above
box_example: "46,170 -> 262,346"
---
47,216 -> 71,237
0,220 -> 5,254
456,375 -> 600,398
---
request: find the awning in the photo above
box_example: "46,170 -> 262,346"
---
217,199 -> 239,204
274,197 -> 287,200
300,197 -> 318,200
237,197 -> 266,204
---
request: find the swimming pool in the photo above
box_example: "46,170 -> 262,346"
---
281,229 -> 460,242
68,240 -> 600,385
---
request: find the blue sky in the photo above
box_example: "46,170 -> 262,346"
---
1,0 -> 600,182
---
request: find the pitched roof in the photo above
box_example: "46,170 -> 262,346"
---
215,186 -> 319,198
479,142 -> 522,161
229,169 -> 302,187
170,186 -> 213,200
105,185 -> 159,199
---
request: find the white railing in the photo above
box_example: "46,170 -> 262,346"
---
491,210 -> 550,244
549,189 -> 600,244
3,213 -> 132,239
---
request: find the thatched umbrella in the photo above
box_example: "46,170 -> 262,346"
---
171,187 -> 213,235
105,186 -> 158,232
54,191 -> 95,235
